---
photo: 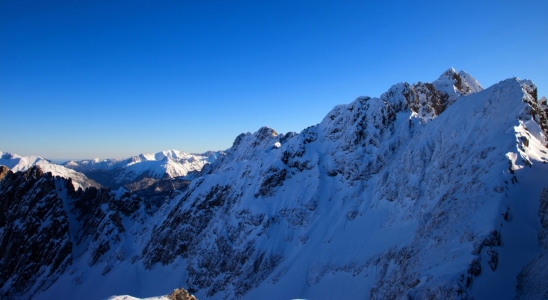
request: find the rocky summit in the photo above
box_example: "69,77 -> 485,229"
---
1,69 -> 548,299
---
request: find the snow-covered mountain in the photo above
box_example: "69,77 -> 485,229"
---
62,150 -> 222,206
1,68 -> 548,300
63,150 -> 220,180
0,151 -> 100,189
63,150 -> 220,188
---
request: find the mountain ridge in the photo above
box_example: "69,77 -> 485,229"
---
1,69 -> 547,299
0,151 -> 101,190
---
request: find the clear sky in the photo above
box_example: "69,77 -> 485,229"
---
1,0 -> 547,160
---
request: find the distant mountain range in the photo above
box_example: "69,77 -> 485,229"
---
1,68 -> 548,299
1,150 -> 222,207
62,150 -> 222,205
0,151 -> 101,190
62,150 -> 220,184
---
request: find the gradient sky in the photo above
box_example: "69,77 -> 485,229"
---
1,0 -> 547,160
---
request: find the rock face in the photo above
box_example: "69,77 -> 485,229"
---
168,287 -> 198,300
1,69 -> 548,300
0,167 -> 153,300
406,68 -> 483,122
0,166 -> 9,181
522,91 -> 548,145
0,167 -> 72,299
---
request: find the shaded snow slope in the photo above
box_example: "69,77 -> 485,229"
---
3,69 -> 547,300
514,186 -> 548,299
0,152 -> 100,189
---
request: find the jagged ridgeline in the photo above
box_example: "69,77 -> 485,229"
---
1,69 -> 548,299
0,166 -> 154,299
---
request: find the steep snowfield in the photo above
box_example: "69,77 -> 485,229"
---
0,152 -> 99,189
4,69 -> 548,300
469,133 -> 545,299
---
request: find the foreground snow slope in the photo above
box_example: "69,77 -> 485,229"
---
3,69 -> 547,299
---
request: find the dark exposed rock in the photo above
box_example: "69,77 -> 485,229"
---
252,127 -> 278,146
258,168 -> 287,197
0,166 -> 72,299
522,89 -> 548,146
142,185 -> 236,267
133,177 -> 192,207
72,166 -> 198,208
0,166 -> 154,299
539,187 -> 548,232
472,230 -> 501,255
410,82 -> 451,117
0,166 -> 9,182
168,287 -> 198,300
468,257 -> 481,277
486,248 -> 498,271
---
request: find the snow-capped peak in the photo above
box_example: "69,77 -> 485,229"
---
458,70 -> 483,93
62,149 -> 222,186
406,68 -> 483,122
0,151 -> 99,189
436,67 -> 459,80
433,67 -> 483,98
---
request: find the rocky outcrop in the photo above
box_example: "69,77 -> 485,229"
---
405,68 -> 483,122
168,287 -> 198,300
0,166 -> 9,182
132,177 -> 192,207
0,167 -> 72,299
0,166 -> 154,299
522,90 -> 548,146
68,184 -> 154,269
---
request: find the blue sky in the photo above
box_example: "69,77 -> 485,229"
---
1,0 -> 547,160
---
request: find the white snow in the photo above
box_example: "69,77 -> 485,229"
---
17,70 -> 548,300
0,151 -> 96,189
63,150 -> 221,183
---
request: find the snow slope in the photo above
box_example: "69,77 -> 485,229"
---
3,69 -> 548,300
0,152 -> 100,189
140,72 -> 544,299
